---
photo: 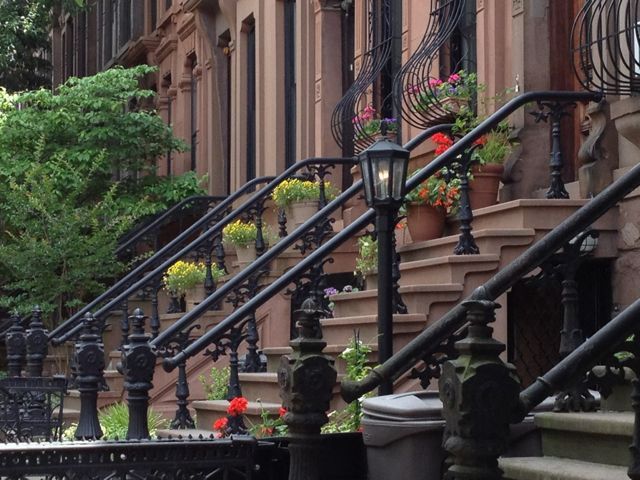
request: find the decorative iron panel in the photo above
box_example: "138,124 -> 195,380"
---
394,0 -> 468,129
571,0 -> 640,94
331,0 -> 393,153
0,436 -> 257,480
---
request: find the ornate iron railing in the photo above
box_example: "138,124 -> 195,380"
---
572,0 -> 640,94
394,0 -> 467,128
331,0 -> 394,153
114,195 -> 226,263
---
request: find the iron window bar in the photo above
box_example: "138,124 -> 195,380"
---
572,0 -> 640,94
331,0 -> 393,153
394,0 -> 467,129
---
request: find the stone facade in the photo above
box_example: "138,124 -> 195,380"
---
50,0 -> 640,347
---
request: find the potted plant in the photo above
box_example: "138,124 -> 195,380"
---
354,235 -> 378,290
271,178 -> 336,228
412,71 -> 480,118
222,219 -> 258,266
403,167 -> 460,242
353,105 -> 398,141
163,260 -> 224,311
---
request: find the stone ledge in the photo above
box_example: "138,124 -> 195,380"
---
500,456 -> 628,480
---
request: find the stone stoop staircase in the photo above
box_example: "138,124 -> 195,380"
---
63,198 -> 618,434
500,411 -> 633,480
187,198 -> 618,432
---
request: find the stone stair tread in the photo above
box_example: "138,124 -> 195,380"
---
399,253 -> 500,270
398,228 -> 536,253
330,284 -> 463,300
499,456 -> 629,480
237,372 -> 344,382
262,343 -> 378,355
66,389 -> 121,399
321,313 -> 427,326
535,411 -> 634,437
192,399 -> 282,415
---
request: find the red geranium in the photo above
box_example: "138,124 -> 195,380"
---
213,417 -> 228,431
279,407 -> 287,418
227,396 -> 249,416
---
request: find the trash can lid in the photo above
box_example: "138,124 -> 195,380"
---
362,390 -> 443,422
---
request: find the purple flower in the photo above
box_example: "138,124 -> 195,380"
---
324,287 -> 338,297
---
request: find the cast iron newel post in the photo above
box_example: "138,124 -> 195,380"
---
278,298 -> 337,480
531,101 -> 575,199
5,314 -> 26,377
74,312 -> 105,440
439,299 -> 521,480
453,148 -> 480,255
26,306 -> 48,378
121,308 -> 156,440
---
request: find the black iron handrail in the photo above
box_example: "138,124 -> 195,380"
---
519,295 -> 640,415
114,195 -> 226,258
48,176 -> 274,343
50,158 -> 353,345
160,90 -> 601,373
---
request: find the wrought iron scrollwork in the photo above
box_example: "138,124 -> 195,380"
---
331,0 -> 393,153
394,0 -> 467,129
572,0 -> 640,95
409,327 -> 467,389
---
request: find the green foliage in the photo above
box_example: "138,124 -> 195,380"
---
0,66 -> 201,319
248,402 -> 288,438
322,335 -> 373,434
354,236 -> 378,278
162,260 -> 224,296
63,403 -> 168,440
199,366 -> 230,401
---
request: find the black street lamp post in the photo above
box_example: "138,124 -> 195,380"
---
359,130 -> 409,395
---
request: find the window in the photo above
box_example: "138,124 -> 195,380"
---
439,0 -> 477,76
284,0 -> 296,167
246,18 -> 256,181
190,56 -> 198,172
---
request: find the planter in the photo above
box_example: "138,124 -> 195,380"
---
469,163 -> 504,210
406,204 -> 446,242
364,273 -> 378,291
235,244 -> 257,267
287,201 -> 318,228
440,96 -> 469,114
185,284 -> 206,312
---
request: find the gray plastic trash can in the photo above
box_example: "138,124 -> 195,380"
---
362,390 -> 549,480
362,391 -> 446,480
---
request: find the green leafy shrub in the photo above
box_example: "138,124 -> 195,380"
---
322,335 -> 373,434
62,403 -> 168,440
199,366 -> 230,401
0,65 -> 207,320
354,236 -> 378,278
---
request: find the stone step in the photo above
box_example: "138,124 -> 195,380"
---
536,411 -> 633,467
192,400 -> 282,432
399,254 -> 500,286
398,228 -> 536,262
330,284 -> 463,318
320,313 -> 427,347
237,372 -> 345,410
155,428 -> 218,439
262,344 -> 378,374
499,457 -> 628,480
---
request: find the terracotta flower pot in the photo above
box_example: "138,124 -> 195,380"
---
185,284 -> 206,312
406,204 -> 446,242
236,244 -> 257,268
469,163 -> 504,210
287,201 -> 318,228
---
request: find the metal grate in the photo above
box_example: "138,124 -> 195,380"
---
571,0 -> 640,94
393,0 -> 468,129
